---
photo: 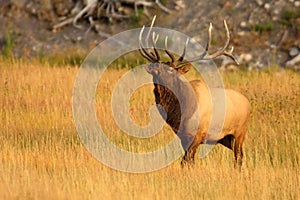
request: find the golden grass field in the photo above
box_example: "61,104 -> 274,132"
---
0,58 -> 299,199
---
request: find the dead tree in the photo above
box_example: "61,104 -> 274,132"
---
52,0 -> 171,36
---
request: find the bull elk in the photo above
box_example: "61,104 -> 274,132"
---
138,17 -> 251,169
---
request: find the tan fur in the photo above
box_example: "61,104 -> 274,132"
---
190,80 -> 250,140
184,80 -> 251,168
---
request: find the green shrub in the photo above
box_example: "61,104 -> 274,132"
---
2,31 -> 15,58
253,21 -> 275,33
279,9 -> 299,26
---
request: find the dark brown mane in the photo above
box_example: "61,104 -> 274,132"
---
153,83 -> 181,133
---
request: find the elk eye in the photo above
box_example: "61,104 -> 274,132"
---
167,67 -> 174,74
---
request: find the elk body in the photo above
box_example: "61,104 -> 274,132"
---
139,17 -> 251,169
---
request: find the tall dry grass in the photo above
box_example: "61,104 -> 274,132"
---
0,59 -> 299,199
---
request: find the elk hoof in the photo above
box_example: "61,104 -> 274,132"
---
181,159 -> 194,168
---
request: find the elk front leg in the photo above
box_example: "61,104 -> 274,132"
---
178,133 -> 203,167
177,132 -> 194,166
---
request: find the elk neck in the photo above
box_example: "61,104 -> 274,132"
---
152,76 -> 198,133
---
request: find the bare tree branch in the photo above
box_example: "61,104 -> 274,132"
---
52,0 -> 171,34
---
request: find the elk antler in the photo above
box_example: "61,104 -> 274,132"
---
139,16 -> 160,63
186,20 -> 239,65
139,16 -> 189,66
139,17 -> 239,66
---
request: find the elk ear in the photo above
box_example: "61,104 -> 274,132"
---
145,65 -> 152,74
176,62 -> 192,74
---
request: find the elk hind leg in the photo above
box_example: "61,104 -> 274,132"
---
234,133 -> 245,170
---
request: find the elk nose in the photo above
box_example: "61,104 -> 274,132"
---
152,68 -> 159,75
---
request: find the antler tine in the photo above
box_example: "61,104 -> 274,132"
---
208,20 -> 230,58
146,15 -> 156,47
224,46 -> 240,65
188,20 -> 239,65
139,25 -> 157,62
206,23 -> 212,51
138,15 -> 162,62
153,32 -> 159,43
224,20 -> 230,48
178,38 -> 189,61
152,32 -> 160,61
164,36 -> 175,63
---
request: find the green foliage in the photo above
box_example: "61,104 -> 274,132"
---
160,0 -> 167,5
279,9 -> 300,26
252,21 -> 275,33
130,9 -> 144,28
1,30 -> 15,59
